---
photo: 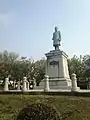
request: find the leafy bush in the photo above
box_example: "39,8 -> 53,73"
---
16,103 -> 60,120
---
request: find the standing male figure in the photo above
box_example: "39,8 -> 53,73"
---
52,26 -> 61,50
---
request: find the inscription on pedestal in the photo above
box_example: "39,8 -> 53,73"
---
49,60 -> 59,67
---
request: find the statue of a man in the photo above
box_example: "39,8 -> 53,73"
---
52,26 -> 61,50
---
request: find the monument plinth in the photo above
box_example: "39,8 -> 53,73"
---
45,49 -> 71,89
45,26 -> 71,89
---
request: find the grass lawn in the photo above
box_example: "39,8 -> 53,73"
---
0,95 -> 90,120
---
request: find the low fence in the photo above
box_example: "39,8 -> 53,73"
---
0,74 -> 79,93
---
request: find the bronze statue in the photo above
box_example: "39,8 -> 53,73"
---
52,26 -> 61,50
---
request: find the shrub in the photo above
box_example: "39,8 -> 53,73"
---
16,102 -> 60,120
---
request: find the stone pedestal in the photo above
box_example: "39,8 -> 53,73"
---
17,81 -> 20,90
27,81 -> 29,90
44,75 -> 49,92
45,49 -> 71,90
13,80 -> 16,89
4,78 -> 9,91
22,77 -> 27,91
71,73 -> 80,92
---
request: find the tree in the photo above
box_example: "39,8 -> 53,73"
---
83,55 -> 90,78
68,55 -> 84,79
31,59 -> 46,86
0,51 -> 19,80
11,57 -> 32,81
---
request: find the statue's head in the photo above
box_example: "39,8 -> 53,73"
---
55,26 -> 58,32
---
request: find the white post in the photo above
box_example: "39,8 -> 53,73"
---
22,77 -> 27,91
27,81 -> 29,90
71,73 -> 80,92
44,75 -> 49,92
17,81 -> 20,90
33,78 -> 36,88
13,80 -> 16,89
4,78 -> 9,91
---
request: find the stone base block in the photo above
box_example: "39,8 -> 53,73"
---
71,86 -> 80,92
49,78 -> 71,90
35,78 -> 71,90
34,80 -> 45,90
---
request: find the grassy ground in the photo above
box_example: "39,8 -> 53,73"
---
0,95 -> 90,120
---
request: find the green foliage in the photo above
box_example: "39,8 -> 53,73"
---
0,51 -> 46,85
1,50 -> 90,85
0,95 -> 90,120
0,51 -> 19,80
68,54 -> 90,81
83,55 -> 90,78
16,102 -> 60,120
68,55 -> 84,79
11,59 -> 32,81
34,59 -> 46,85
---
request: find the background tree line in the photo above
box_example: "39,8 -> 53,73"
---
0,50 -> 90,87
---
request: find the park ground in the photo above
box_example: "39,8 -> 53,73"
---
0,95 -> 90,120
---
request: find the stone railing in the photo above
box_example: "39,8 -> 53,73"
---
1,73 -> 80,92
2,75 -> 50,92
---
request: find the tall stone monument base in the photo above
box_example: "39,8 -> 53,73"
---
35,49 -> 71,90
45,49 -> 71,90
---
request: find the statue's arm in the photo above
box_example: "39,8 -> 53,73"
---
52,33 -> 54,40
59,31 -> 61,41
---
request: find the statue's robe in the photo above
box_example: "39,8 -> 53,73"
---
52,31 -> 61,46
